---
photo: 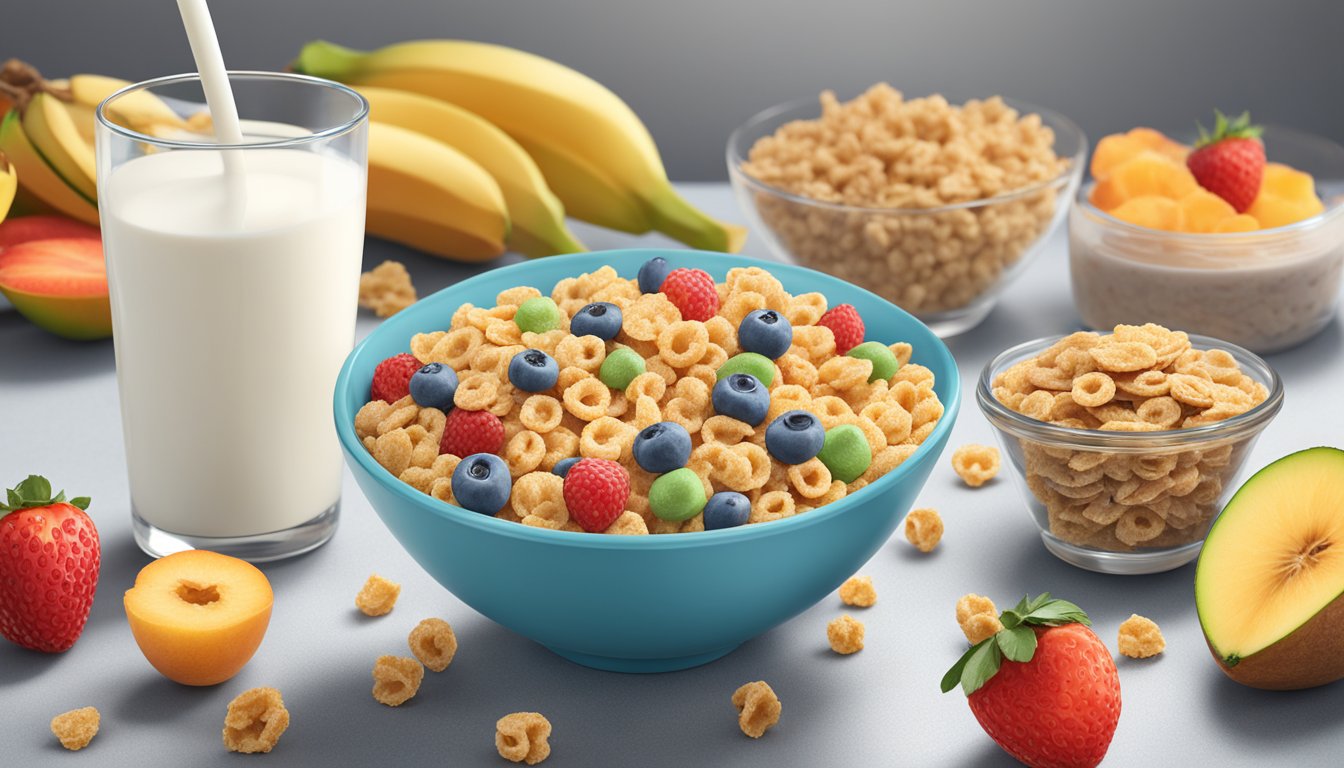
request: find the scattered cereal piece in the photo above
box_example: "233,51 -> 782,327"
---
904,508 -> 943,552
1118,614 -> 1166,659
356,573 -> 401,617
962,613 -> 1005,645
359,260 -> 417,317
222,687 -> 290,754
495,712 -> 552,764
372,655 -> 425,706
408,618 -> 458,672
50,707 -> 99,751
731,681 -> 781,738
951,444 -> 1001,488
827,614 -> 865,654
838,575 -> 876,608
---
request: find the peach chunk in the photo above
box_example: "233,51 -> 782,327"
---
124,550 -> 273,686
1109,196 -> 1185,232
1089,152 -> 1199,212
1091,128 -> 1189,179
1248,163 -> 1325,229
1178,189 -> 1239,233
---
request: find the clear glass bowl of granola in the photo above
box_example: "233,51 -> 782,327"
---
727,85 -> 1087,337
977,327 -> 1283,575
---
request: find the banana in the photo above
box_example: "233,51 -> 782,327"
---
0,149 -> 16,221
367,120 -> 509,262
293,40 -> 746,253
67,74 -> 187,134
357,85 -> 584,257
0,110 -> 97,224
22,92 -> 98,200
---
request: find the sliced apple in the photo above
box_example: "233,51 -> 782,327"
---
1196,447 -> 1344,689
0,237 -> 111,339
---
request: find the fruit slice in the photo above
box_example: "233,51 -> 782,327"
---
1091,127 -> 1189,179
0,150 -> 15,221
68,73 -> 187,135
0,214 -> 101,248
22,92 -> 98,200
1089,152 -> 1199,211
1178,188 -> 1239,233
0,110 -> 98,224
1214,214 -> 1260,233
1108,195 -> 1184,232
1247,166 -> 1327,230
0,237 -> 111,339
124,550 -> 273,686
1196,447 -> 1344,689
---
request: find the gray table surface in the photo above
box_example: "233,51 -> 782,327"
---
4,183 -> 1344,767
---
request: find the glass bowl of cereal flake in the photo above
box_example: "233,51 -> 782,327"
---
728,85 -> 1087,337
977,325 -> 1282,574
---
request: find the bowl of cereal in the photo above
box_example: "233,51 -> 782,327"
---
335,249 -> 959,672
978,324 -> 1282,575
727,85 -> 1087,337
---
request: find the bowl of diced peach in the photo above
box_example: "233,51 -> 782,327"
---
1070,117 -> 1344,353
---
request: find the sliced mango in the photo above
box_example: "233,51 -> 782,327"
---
1091,127 -> 1189,179
1109,195 -> 1184,232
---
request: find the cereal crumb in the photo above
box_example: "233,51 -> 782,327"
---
951,444 -> 1000,488
372,655 -> 425,706
731,681 -> 781,738
956,594 -> 1002,644
50,706 -> 99,751
838,575 -> 877,608
222,688 -> 289,754
904,508 -> 943,552
495,712 -> 552,764
356,573 -> 401,617
408,617 -> 458,672
827,614 -> 866,654
359,260 -> 417,317
1118,614 -> 1166,659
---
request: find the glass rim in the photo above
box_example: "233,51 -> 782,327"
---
725,94 -> 1088,215
976,332 -> 1284,450
95,70 -> 369,150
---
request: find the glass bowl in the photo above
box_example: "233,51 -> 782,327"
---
727,95 -> 1086,337
977,333 -> 1283,575
1070,126 -> 1344,354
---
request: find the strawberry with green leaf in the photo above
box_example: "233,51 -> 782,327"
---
942,594 -> 1121,768
1186,110 -> 1266,213
0,475 -> 100,652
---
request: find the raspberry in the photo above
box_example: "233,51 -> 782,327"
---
562,458 -> 630,532
660,268 -> 719,322
817,304 -> 865,354
371,353 -> 422,403
439,409 -> 504,458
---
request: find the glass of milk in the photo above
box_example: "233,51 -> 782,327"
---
96,72 -> 368,561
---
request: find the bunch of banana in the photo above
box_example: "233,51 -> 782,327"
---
293,39 -> 746,254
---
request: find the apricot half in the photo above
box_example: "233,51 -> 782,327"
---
124,550 -> 273,686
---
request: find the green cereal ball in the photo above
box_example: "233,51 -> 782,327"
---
816,424 -> 872,483
600,347 -> 646,390
649,467 -> 708,522
716,352 -> 775,388
514,297 -> 562,333
846,341 -> 900,382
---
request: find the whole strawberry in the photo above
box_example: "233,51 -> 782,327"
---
1186,111 -> 1265,213
817,304 -> 865,354
562,458 -> 630,532
0,475 -> 100,653
440,408 -> 505,458
942,594 -> 1120,768
660,268 -> 719,322
371,353 -> 422,403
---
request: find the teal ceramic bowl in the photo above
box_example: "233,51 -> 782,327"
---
334,249 -> 960,672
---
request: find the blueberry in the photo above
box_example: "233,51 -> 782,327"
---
765,410 -> 826,464
703,491 -> 751,530
632,421 -> 692,473
552,457 -> 581,478
738,309 -> 793,359
711,373 -> 770,426
637,256 -> 672,293
508,349 -> 559,392
450,453 -> 511,514
570,302 -> 623,340
408,362 -> 458,410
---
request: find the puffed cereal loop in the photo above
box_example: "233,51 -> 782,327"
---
904,508 -> 943,552
372,655 -> 425,707
838,575 -> 877,608
222,687 -> 290,754
561,376 -> 612,421
408,618 -> 458,672
496,712 -> 553,765
827,614 -> 865,654
355,573 -> 400,617
950,444 -> 1001,488
656,320 -> 711,368
732,681 -> 782,739
1117,614 -> 1166,659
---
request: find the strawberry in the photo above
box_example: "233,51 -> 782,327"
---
1186,111 -> 1266,213
371,353 -> 422,403
942,594 -> 1120,768
439,408 -> 504,458
562,458 -> 630,532
660,268 -> 719,322
0,475 -> 100,653
817,304 -> 865,354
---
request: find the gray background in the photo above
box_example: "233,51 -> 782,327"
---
6,0 -> 1344,179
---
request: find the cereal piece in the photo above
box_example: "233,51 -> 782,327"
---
372,655 -> 425,707
731,681 -> 782,739
496,712 -> 552,765
950,444 -> 1001,488
604,510 -> 650,535
561,376 -> 612,421
355,573 -> 400,617
904,508 -> 943,552
827,614 -> 865,654
51,706 -> 99,751
838,575 -> 876,608
405,618 -> 459,673
358,260 -> 417,317
656,320 -> 710,368
1071,371 -> 1117,408
222,688 -> 289,754
1117,614 -> 1166,659
962,613 -> 1004,645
